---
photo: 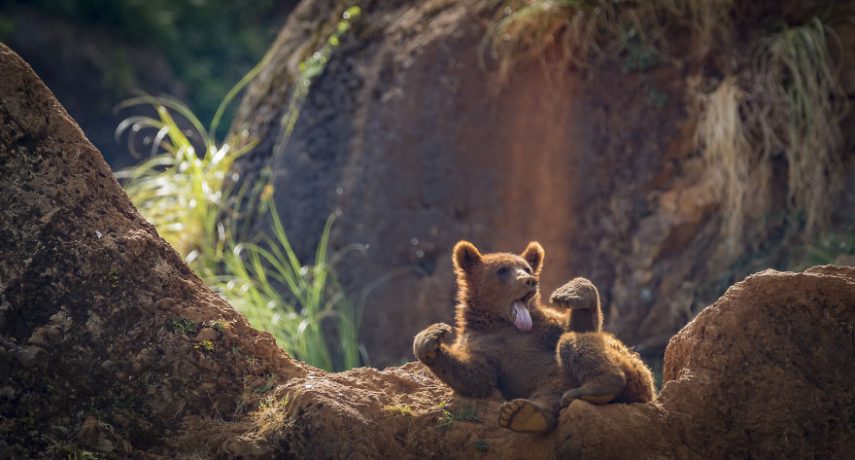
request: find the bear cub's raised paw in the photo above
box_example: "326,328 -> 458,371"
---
550,277 -> 599,311
413,322 -> 453,363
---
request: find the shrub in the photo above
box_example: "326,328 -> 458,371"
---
116,46 -> 361,370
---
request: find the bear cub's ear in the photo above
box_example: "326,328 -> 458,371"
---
453,241 -> 482,273
521,241 -> 544,275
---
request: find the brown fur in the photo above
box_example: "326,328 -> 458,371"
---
413,241 -> 573,432
552,279 -> 656,407
550,276 -> 603,333
556,332 -> 656,405
413,242 -> 655,434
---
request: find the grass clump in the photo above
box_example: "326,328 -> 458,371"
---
114,48 -> 271,270
219,207 -> 362,371
205,319 -> 228,332
695,76 -> 756,251
436,401 -> 481,430
383,404 -> 415,416
170,317 -> 199,335
118,96 -> 361,370
117,27 -> 363,370
482,0 -> 730,78
254,376 -> 277,394
697,17 -> 846,248
115,94 -> 253,263
748,18 -> 846,235
195,339 -> 215,353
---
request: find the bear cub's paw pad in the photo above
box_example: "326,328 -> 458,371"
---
498,400 -> 550,433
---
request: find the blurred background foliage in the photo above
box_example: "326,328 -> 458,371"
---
112,5 -> 364,371
0,0 -> 295,153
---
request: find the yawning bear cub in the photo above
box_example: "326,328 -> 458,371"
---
413,241 -> 655,433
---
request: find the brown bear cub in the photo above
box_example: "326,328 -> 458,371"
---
551,279 -> 656,407
413,241 -> 655,434
413,241 -> 577,433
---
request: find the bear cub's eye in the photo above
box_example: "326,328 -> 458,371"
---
523,266 -> 532,275
497,266 -> 510,277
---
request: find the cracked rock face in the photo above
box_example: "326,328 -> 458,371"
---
2,39 -> 854,458
229,0 -> 855,367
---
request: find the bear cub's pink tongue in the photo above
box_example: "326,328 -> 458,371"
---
512,301 -> 533,331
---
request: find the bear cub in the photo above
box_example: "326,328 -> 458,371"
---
414,241 -> 655,434
551,278 -> 656,407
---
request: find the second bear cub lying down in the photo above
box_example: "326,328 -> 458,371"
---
413,241 -> 655,433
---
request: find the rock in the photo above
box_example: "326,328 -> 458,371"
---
662,266 -> 855,459
229,0 -> 855,367
0,43 -> 302,457
186,266 -> 854,459
230,0 -> 697,366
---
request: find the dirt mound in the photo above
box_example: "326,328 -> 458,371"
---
222,266 -> 854,459
229,0 -> 855,367
180,268 -> 855,458
3,38 -> 854,459
662,265 -> 855,458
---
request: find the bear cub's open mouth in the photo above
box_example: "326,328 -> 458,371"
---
510,291 -> 535,332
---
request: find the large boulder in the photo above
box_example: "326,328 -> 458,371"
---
661,265 -> 855,458
230,0 -> 855,367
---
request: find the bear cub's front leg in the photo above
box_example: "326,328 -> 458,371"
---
413,322 -> 453,363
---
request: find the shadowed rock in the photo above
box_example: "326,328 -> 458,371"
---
229,0 -> 855,367
0,43 -> 303,457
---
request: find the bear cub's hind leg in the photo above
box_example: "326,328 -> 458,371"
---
560,371 -> 626,407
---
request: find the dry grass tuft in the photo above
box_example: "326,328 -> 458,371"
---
695,77 -> 759,251
748,18 -> 846,234
483,0 -> 735,78
697,17 -> 846,246
484,0 -> 656,80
